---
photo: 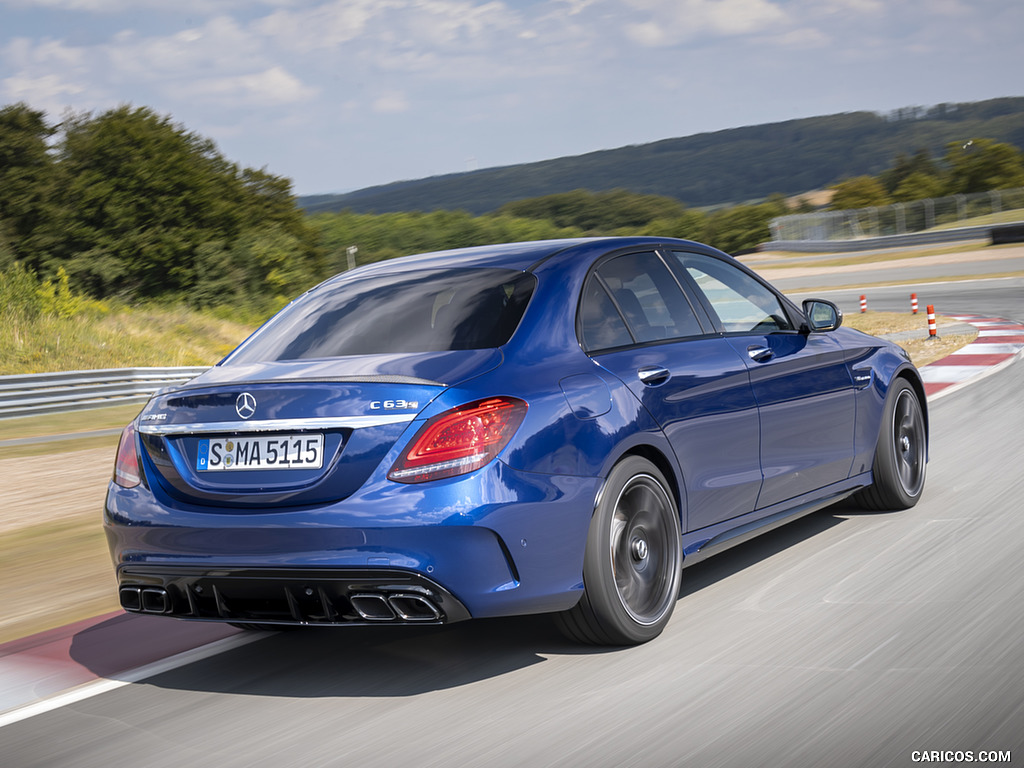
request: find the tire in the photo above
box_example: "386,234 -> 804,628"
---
556,456 -> 682,645
855,378 -> 927,510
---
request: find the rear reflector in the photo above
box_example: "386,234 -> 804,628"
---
388,397 -> 527,483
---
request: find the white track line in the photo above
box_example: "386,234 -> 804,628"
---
0,631 -> 268,728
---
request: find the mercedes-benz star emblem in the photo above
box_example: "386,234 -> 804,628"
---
235,392 -> 257,420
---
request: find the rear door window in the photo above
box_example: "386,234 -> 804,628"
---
579,251 -> 705,352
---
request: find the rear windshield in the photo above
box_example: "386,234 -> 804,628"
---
227,268 -> 536,363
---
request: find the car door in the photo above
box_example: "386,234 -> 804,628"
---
670,250 -> 856,509
578,249 -> 763,532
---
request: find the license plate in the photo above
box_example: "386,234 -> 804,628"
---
197,434 -> 324,471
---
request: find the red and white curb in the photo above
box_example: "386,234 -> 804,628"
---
921,315 -> 1024,399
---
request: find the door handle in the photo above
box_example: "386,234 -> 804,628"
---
747,345 -> 774,362
637,366 -> 670,386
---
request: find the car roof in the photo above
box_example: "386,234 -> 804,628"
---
331,236 -> 714,280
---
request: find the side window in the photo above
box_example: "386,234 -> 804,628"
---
673,251 -> 794,333
579,251 -> 704,352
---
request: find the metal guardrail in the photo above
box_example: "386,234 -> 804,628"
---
761,224 -> 995,253
0,366 -> 209,420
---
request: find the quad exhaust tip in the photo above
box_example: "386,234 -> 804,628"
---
350,592 -> 442,622
120,586 -> 170,614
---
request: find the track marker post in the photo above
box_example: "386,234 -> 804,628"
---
926,304 -> 938,339
860,295 -> 867,313
911,293 -> 919,314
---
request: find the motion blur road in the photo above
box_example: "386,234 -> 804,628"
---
5,275 -> 1023,768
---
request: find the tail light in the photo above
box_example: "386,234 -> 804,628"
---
113,422 -> 141,488
388,397 -> 528,484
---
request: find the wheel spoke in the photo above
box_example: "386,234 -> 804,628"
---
609,474 -> 680,625
892,389 -> 925,496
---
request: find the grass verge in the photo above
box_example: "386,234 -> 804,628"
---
0,304 -> 255,375
0,515 -> 119,645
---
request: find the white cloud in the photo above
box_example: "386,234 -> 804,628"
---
179,66 -> 318,107
371,90 -> 410,114
623,0 -> 788,46
2,72 -> 87,109
0,0 -> 296,11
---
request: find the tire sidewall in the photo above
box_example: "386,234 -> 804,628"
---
582,456 -> 682,644
875,379 -> 926,508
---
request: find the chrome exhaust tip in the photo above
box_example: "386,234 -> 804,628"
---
141,588 -> 170,614
120,586 -> 142,611
120,586 -> 171,614
388,593 -> 441,621
350,593 -> 396,621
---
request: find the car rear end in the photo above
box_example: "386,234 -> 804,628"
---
103,255 -> 594,628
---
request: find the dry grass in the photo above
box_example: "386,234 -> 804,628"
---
844,311 -> 978,367
0,305 -> 254,375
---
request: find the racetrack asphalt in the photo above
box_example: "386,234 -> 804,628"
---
1,314 -> 1022,729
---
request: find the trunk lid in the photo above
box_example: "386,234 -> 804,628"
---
135,350 -> 500,508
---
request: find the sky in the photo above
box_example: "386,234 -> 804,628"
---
1,0 -> 1022,197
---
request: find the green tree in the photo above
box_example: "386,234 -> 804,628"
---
829,176 -> 892,210
945,138 -> 1024,194
43,105 -> 323,305
498,189 -> 688,232
0,103 -> 56,269
704,200 -> 783,254
892,171 -> 947,202
879,150 -> 939,194
51,105 -> 245,297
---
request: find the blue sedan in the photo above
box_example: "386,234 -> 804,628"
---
105,237 -> 927,645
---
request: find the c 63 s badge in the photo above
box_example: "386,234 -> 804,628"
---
369,399 -> 419,410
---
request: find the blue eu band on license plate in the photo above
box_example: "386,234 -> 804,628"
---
197,434 -> 324,471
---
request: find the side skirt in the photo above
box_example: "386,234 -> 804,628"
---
680,472 -> 872,568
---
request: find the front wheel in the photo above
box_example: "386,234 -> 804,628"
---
556,457 -> 682,645
855,378 -> 927,510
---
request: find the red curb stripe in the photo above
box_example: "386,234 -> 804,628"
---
968,335 -> 1024,344
927,354 -> 1014,366
924,382 -> 956,396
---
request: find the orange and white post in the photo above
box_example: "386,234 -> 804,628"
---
860,295 -> 867,313
911,293 -> 919,314
926,304 -> 937,338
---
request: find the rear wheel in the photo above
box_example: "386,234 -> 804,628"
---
855,379 -> 927,510
556,456 -> 682,645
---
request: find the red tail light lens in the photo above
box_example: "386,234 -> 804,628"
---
388,397 -> 528,484
113,422 -> 141,488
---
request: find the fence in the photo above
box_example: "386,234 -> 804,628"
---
770,187 -> 1024,243
0,367 -> 208,419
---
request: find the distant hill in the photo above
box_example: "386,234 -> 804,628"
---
300,97 -> 1024,215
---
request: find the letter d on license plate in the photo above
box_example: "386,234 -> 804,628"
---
197,434 -> 324,471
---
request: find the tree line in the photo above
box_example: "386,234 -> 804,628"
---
3,101 -> 1024,324
829,138 -> 1024,210
1,103 -> 323,316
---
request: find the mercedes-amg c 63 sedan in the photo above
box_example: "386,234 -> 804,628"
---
105,237 -> 927,645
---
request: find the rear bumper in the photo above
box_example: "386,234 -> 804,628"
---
105,462 -> 601,621
116,566 -> 471,627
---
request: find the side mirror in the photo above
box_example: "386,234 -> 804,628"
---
802,299 -> 843,333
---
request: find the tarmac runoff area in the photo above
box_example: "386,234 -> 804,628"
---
0,317 -> 1022,728
1,237 -> 1022,735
